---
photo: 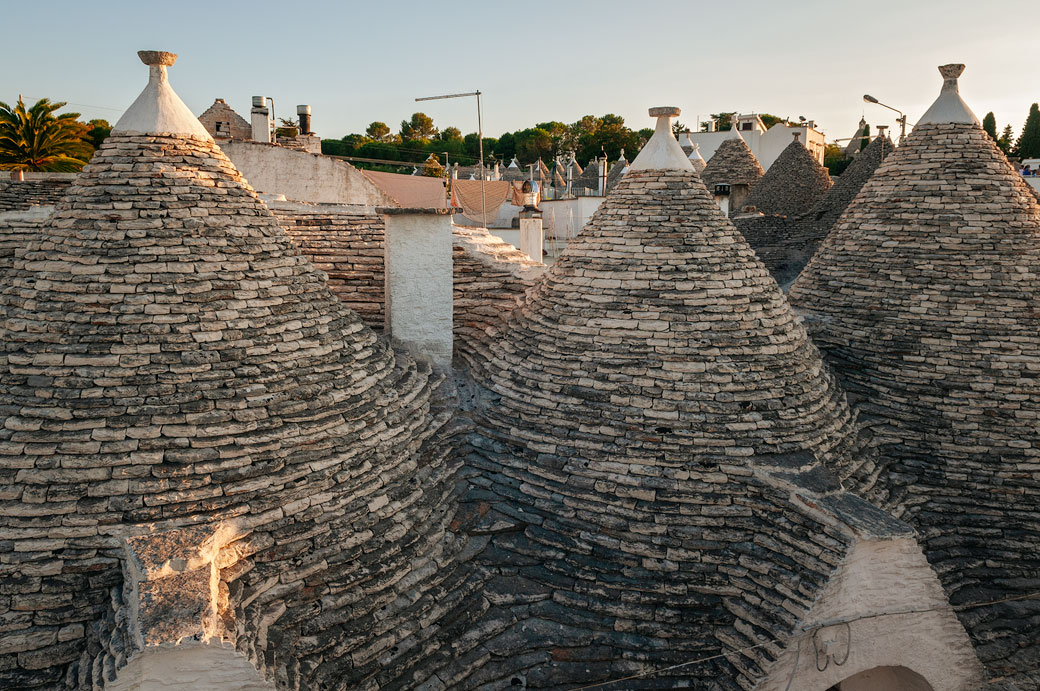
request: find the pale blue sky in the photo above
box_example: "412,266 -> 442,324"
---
2,0 -> 1036,143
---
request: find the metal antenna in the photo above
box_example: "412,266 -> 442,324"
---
417,90 -> 486,227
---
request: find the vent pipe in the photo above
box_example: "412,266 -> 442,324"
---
297,104 -> 312,135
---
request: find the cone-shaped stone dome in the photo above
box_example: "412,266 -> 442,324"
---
790,64 -> 1040,684
740,136 -> 832,217
460,108 -> 880,687
700,134 -> 764,188
795,134 -> 895,255
0,53 -> 458,689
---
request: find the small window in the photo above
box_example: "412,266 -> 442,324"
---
714,184 -> 730,196
741,122 -> 752,131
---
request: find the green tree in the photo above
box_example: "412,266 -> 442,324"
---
275,116 -> 298,138
423,153 -> 445,178
85,119 -> 111,150
998,124 -> 1015,155
0,97 -> 92,171
759,114 -> 794,128
514,127 -> 553,162
824,142 -> 852,175
703,112 -> 737,131
400,112 -> 437,142
366,121 -> 393,142
860,124 -> 870,151
534,121 -> 570,158
1016,103 -> 1040,159
982,112 -> 997,141
438,126 -> 462,142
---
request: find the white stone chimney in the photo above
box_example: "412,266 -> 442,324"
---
380,208 -> 456,370
251,96 -> 271,143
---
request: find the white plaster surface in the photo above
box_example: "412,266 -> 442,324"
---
917,65 -> 980,126
108,642 -> 273,691
1027,177 -> 1040,194
113,64 -> 212,140
383,213 -> 454,369
519,217 -> 544,264
250,108 -> 271,144
689,123 -> 827,170
631,111 -> 695,172
758,536 -> 984,691
540,197 -> 604,245
219,141 -> 394,206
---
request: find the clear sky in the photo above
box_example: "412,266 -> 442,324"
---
2,0 -> 1036,144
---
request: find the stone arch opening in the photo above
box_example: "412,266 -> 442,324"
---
827,665 -> 935,691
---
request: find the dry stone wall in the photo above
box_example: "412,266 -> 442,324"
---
0,177 -> 74,212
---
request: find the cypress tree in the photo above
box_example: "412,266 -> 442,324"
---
982,112 -> 997,141
998,125 -> 1015,155
860,124 -> 871,151
1017,103 -> 1040,159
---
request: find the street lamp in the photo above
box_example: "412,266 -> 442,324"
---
864,94 -> 907,143
416,90 -> 486,228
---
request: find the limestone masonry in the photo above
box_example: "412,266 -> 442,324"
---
0,53 -> 1036,691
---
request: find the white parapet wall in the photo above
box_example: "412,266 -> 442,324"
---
219,140 -> 394,206
381,208 -> 455,370
540,196 -> 604,247
518,215 -> 544,264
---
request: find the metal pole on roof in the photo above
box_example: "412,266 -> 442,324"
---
416,89 -> 486,228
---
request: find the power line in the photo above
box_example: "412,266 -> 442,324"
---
20,96 -> 124,113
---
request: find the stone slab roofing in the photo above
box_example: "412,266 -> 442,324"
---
790,65 -> 1040,688
700,135 -> 765,189
0,52 -> 465,691
740,137 -> 832,217
449,111 -> 977,689
0,177 -> 75,212
789,134 -> 894,266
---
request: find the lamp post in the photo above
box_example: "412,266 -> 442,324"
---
863,94 -> 907,144
416,90 -> 486,228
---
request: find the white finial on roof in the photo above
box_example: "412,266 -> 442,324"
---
916,63 -> 980,127
113,51 -> 213,140
726,118 -> 745,141
618,148 -> 626,162
793,131 -> 802,143
630,106 -> 695,172
688,142 -> 706,164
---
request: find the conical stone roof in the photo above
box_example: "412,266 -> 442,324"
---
700,133 -> 765,188
460,107 -> 880,688
0,51 -> 461,690
789,64 -> 1040,685
740,136 -> 832,216
793,133 -> 894,260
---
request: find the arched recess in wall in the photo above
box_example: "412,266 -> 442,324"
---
827,665 -> 936,691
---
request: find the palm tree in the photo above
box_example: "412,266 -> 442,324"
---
0,97 -> 93,172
